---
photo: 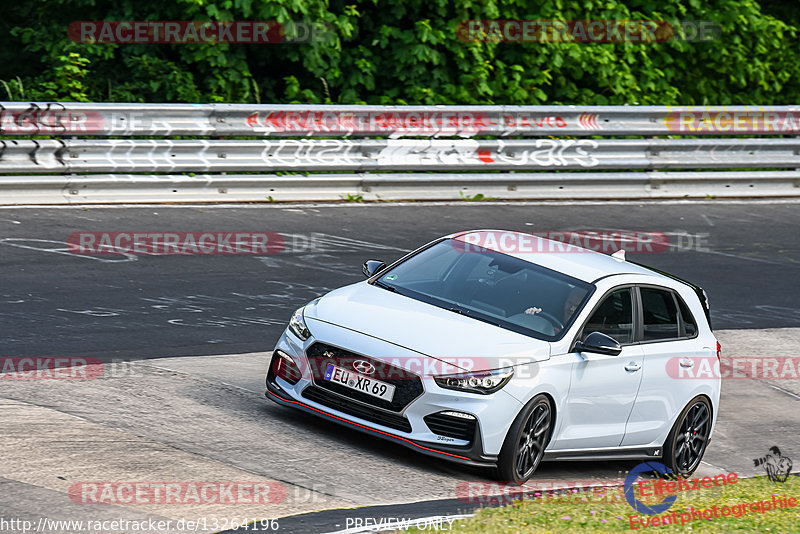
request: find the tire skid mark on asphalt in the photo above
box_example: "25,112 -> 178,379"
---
0,237 -> 137,262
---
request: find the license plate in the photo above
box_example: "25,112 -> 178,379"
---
324,363 -> 396,402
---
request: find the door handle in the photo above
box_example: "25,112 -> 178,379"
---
679,359 -> 694,368
624,362 -> 641,372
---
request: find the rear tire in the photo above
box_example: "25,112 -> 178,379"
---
494,394 -> 552,483
661,396 -> 712,477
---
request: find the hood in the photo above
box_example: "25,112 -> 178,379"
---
304,282 -> 550,371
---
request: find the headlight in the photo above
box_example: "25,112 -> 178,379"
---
288,307 -> 311,340
433,367 -> 514,395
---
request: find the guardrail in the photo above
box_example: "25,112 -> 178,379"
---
2,103 -> 800,137
3,138 -> 800,173
1,102 -> 800,204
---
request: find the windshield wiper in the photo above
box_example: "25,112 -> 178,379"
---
447,307 -> 501,327
373,280 -> 397,293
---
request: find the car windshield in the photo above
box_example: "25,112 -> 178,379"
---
375,239 -> 594,341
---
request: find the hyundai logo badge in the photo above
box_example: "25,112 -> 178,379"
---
353,360 -> 375,375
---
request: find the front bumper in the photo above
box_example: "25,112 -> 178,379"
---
264,327 -> 523,467
266,373 -> 497,468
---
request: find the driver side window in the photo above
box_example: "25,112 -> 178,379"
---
582,288 -> 634,345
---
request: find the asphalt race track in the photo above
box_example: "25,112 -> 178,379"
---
1,200 -> 799,533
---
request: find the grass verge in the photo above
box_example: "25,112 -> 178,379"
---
448,475 -> 799,533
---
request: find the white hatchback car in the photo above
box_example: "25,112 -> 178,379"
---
266,230 -> 720,483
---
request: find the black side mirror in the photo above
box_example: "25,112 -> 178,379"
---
362,259 -> 387,278
574,331 -> 622,356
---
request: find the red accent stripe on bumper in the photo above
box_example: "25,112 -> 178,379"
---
267,389 -> 471,461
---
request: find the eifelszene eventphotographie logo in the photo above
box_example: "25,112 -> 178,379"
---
624,461 -> 739,515
624,462 -> 677,514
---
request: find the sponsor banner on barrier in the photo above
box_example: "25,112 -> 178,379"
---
244,111 -> 599,135
0,105 -> 210,135
0,106 -> 582,136
3,103 -> 800,138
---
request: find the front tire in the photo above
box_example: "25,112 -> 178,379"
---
494,394 -> 552,483
662,396 -> 712,477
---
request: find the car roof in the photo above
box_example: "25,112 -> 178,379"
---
447,229 -> 666,284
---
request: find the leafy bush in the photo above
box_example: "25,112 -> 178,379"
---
0,0 -> 797,105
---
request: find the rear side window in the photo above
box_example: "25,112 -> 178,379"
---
676,296 -> 698,337
640,287 -> 679,341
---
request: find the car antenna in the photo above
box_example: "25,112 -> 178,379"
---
611,249 -> 626,261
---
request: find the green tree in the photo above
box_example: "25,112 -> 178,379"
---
0,0 -> 797,105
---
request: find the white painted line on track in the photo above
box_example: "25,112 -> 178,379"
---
321,513 -> 474,534
768,384 -> 800,400
3,199 -> 800,209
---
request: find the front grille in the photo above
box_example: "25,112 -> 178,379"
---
424,412 -> 477,442
302,385 -> 412,433
305,342 -> 423,412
